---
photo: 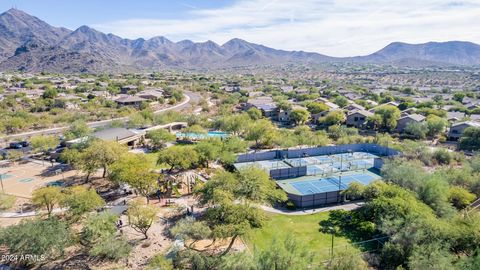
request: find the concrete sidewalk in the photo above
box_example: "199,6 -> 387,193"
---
260,201 -> 365,215
0,196 -> 132,218
0,207 -> 66,218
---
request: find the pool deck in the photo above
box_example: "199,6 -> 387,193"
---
176,131 -> 229,140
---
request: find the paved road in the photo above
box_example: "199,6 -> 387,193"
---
1,91 -> 201,141
260,201 -> 365,215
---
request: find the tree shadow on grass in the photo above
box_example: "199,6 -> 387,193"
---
319,209 -> 381,251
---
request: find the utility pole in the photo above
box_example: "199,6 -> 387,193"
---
0,173 -> 4,192
338,155 -> 343,203
0,170 -> 10,192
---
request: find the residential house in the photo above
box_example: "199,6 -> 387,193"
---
396,114 -> 426,133
400,108 -> 418,117
64,102 -> 80,110
280,86 -> 294,93
447,111 -> 466,122
136,89 -> 164,101
115,96 -> 147,108
223,82 -> 240,92
277,105 -> 308,124
447,112 -> 480,123
365,100 -> 378,107
57,93 -> 82,101
58,83 -> 76,90
466,102 -> 480,110
344,103 -> 365,113
120,85 -> 138,94
245,96 -> 278,118
90,91 -> 111,99
50,79 -> 66,87
308,98 -> 341,124
462,97 -> 474,105
316,97 -> 340,110
370,101 -> 400,113
384,101 -> 400,107
344,93 -> 363,101
248,91 -> 264,97
448,121 -> 480,141
346,109 -> 373,128
19,89 -> 45,99
311,109 -> 343,125
470,114 -> 480,121
295,88 -> 309,95
223,86 -> 239,92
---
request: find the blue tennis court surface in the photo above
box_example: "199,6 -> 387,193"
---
340,174 -> 375,186
314,156 -> 334,163
306,165 -> 326,175
234,151 -> 379,176
290,173 -> 378,195
235,159 -> 290,170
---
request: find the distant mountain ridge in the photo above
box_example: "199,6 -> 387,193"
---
0,8 -> 479,73
350,41 -> 480,66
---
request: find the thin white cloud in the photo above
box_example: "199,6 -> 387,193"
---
92,0 -> 480,57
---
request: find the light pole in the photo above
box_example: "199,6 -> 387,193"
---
0,170 -> 10,192
340,154 -> 343,172
329,226 -> 335,261
0,172 -> 4,192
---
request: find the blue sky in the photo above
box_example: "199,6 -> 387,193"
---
0,0 -> 479,57
0,1 -> 234,28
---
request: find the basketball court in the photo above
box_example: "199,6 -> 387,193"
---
0,161 -> 77,198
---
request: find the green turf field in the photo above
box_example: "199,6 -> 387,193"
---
244,211 -> 356,261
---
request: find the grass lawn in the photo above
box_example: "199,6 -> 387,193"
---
244,211 -> 356,261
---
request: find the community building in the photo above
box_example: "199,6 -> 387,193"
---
66,128 -> 143,148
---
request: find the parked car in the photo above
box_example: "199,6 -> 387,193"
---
20,141 -> 29,147
9,142 -> 23,149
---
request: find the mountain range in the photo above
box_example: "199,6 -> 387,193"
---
0,8 -> 479,73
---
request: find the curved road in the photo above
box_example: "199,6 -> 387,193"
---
1,91 -> 201,141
